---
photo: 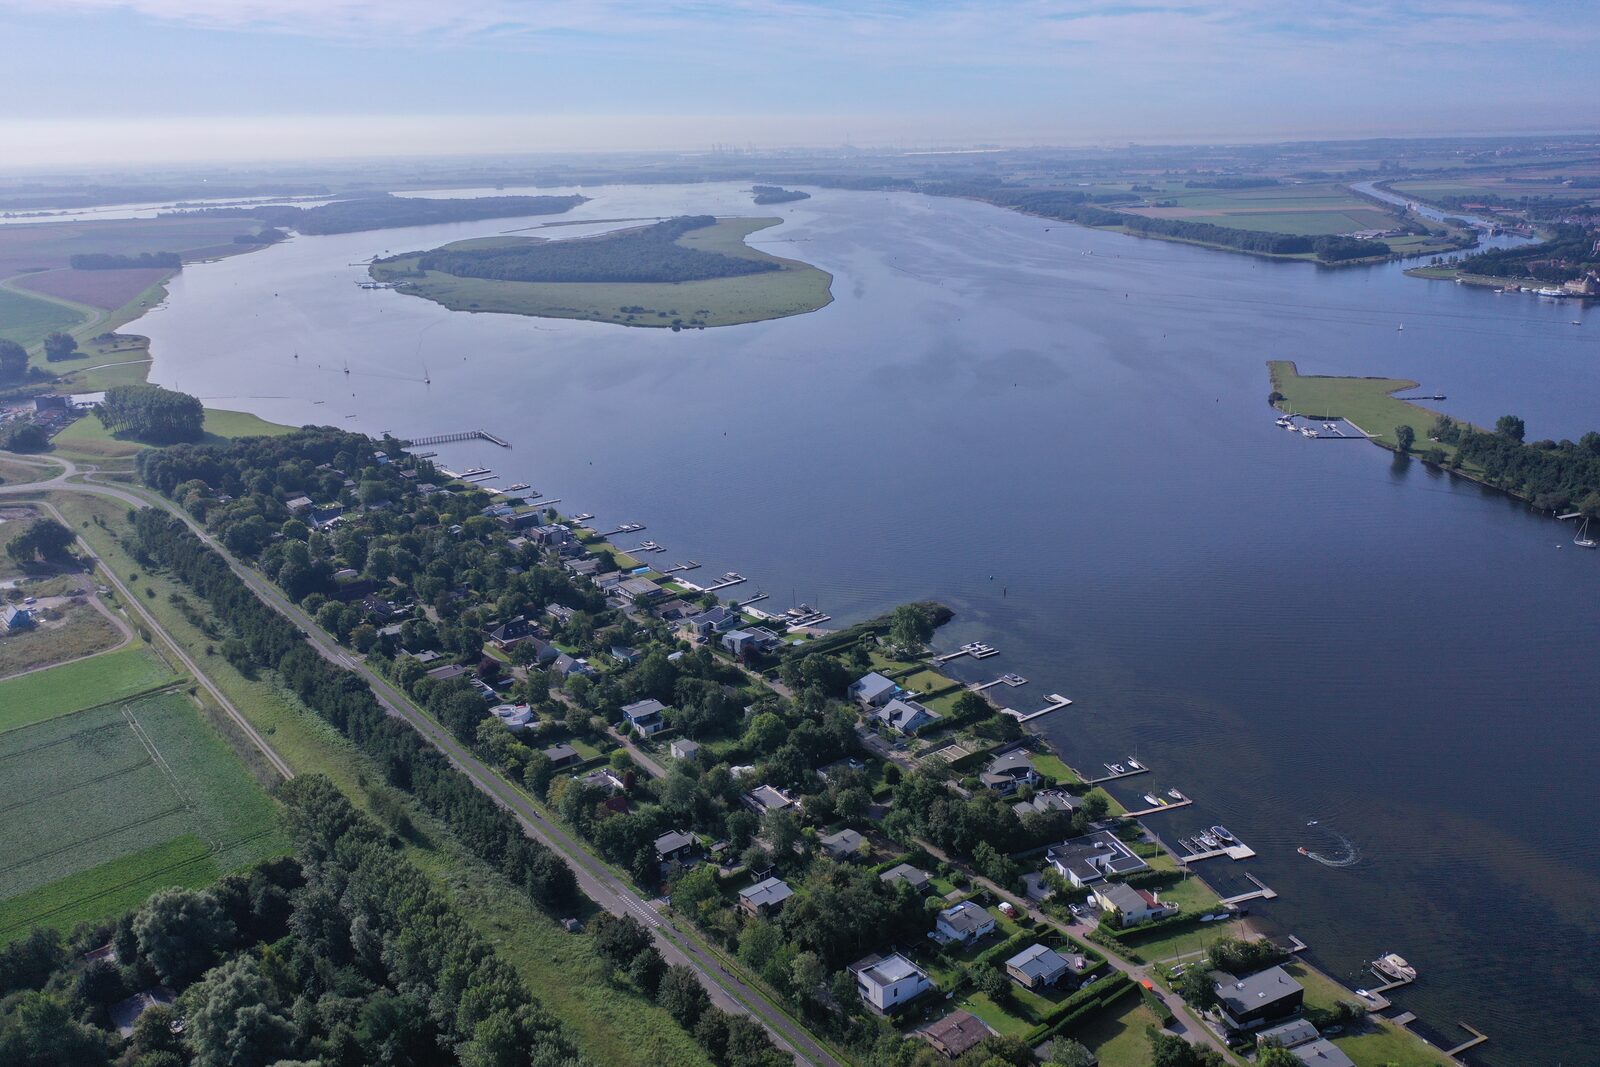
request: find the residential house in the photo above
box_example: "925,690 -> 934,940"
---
921,1011 -> 991,1059
721,627 -> 782,660
408,649 -> 442,665
933,901 -> 996,945
1045,830 -> 1149,887
1093,882 -> 1179,928
1012,790 -> 1084,819
1288,1039 -> 1356,1067
683,605 -> 739,636
1213,966 -> 1305,1031
550,653 -> 595,679
2,606 -> 36,632
530,523 -> 573,546
743,784 -> 798,815
424,663 -> 469,682
543,743 -> 580,769
1256,1019 -> 1319,1050
523,637 -> 560,666
285,495 -> 314,513
1004,944 -> 1076,990
621,698 -> 668,735
979,749 -> 1039,794
609,644 -> 640,666
485,615 -> 532,648
871,697 -> 940,735
737,876 -> 794,917
653,830 -> 699,865
820,829 -> 864,861
850,953 -> 932,1013
617,577 -> 664,603
579,767 -> 627,794
545,603 -> 576,626
360,594 -> 398,620
564,557 -> 600,578
669,739 -> 702,762
489,703 -> 536,729
879,863 -> 932,893
848,671 -> 902,708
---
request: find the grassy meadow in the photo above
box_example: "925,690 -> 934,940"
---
0,284 -> 86,347
1269,359 -> 1476,453
0,645 -> 177,731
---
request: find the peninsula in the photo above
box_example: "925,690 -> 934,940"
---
369,215 -> 833,328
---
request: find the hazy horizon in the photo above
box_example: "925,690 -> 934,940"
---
2,0 -> 1598,166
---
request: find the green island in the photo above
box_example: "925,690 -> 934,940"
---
1270,359 -> 1600,514
751,185 -> 810,205
370,215 -> 833,328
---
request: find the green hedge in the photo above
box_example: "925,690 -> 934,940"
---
1023,972 -> 1135,1044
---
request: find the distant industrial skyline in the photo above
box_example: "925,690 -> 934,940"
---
2,0 -> 1597,165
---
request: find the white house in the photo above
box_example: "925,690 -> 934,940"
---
621,698 -> 668,735
851,953 -> 932,1012
872,697 -> 940,735
1093,882 -> 1179,928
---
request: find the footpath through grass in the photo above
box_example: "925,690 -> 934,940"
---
0,645 -> 176,731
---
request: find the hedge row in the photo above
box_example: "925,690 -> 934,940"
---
1023,971 -> 1135,1044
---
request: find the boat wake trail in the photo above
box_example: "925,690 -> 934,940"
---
1302,823 -> 1362,868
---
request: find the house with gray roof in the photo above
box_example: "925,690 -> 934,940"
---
621,698 -> 668,735
1213,965 -> 1304,1030
1289,1039 -> 1356,1067
1012,790 -> 1084,818
1257,1019 -> 1320,1050
871,697 -> 940,735
848,671 -> 902,707
880,863 -> 932,892
737,876 -> 794,916
1004,943 -> 1077,989
979,749 -> 1039,794
654,830 -> 698,863
820,828 -> 864,860
933,901 -> 996,945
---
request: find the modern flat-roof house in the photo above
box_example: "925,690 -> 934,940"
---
543,743 -> 580,768
880,863 -> 932,892
921,1011 -> 991,1059
424,663 -> 469,682
1004,944 -> 1077,990
850,953 -> 932,1013
1092,882 -> 1178,927
848,671 -> 902,707
285,495 -> 314,512
979,749 -> 1039,794
872,697 -> 940,735
820,828 -> 864,860
721,627 -> 782,660
621,698 -> 668,735
669,738 -> 702,761
530,523 -> 573,546
737,876 -> 794,917
654,830 -> 698,864
933,901 -> 996,945
1256,1019 -> 1319,1050
1045,830 -> 1149,887
1288,1039 -> 1356,1067
683,605 -> 739,636
1214,966 -> 1305,1031
545,603 -> 576,625
743,784 -> 798,815
618,577 -> 664,603
489,703 -> 536,729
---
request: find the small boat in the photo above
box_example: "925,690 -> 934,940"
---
1297,847 -> 1310,856
1167,788 -> 1184,800
1211,825 -> 1237,844
1575,518 -> 1597,549
1127,757 -> 1142,770
1196,833 -> 1220,850
1107,763 -> 1126,775
1143,794 -> 1161,806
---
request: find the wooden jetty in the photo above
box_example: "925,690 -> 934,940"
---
1085,765 -> 1150,785
1122,796 -> 1194,818
662,561 -> 700,573
700,572 -> 747,593
1175,841 -> 1257,864
737,591 -> 768,607
409,429 -> 511,448
1000,693 -> 1072,722
934,642 -> 1001,664
970,674 -> 1028,693
1218,873 -> 1278,905
601,523 -> 645,537
1444,1023 -> 1488,1058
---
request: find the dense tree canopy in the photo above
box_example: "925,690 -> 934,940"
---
97,383 -> 205,443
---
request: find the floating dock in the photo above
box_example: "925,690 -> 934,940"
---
1000,693 -> 1072,722
662,561 -> 700,573
1444,1024 -> 1489,1058
699,572 -> 746,592
934,642 -> 1001,664
601,523 -> 645,537
1175,840 -> 1257,863
736,591 -> 768,607
970,673 -> 1028,693
1122,796 -> 1194,818
1218,873 -> 1279,905
1085,764 -> 1149,785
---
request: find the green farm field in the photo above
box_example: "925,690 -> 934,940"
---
0,645 -> 177,731
1183,209 -> 1395,235
0,689 -> 284,936
374,216 -> 834,328
0,284 -> 86,347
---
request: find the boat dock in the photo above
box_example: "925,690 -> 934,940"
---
1085,764 -> 1149,785
934,642 -> 1001,664
1122,796 -> 1194,817
698,572 -> 746,592
999,693 -> 1072,722
1218,873 -> 1278,905
736,591 -> 768,607
1175,840 -> 1257,863
1444,1023 -> 1489,1059
969,673 -> 1028,693
661,561 -> 700,573
409,429 -> 511,448
600,523 -> 645,537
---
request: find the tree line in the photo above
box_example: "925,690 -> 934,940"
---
173,193 -> 589,235
1455,224 -> 1597,282
68,252 -> 182,270
413,216 -> 781,284
96,384 -> 205,443
1430,414 -> 1600,513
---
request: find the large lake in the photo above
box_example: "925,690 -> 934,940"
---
138,183 -> 1597,1065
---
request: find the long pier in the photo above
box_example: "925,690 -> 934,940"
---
409,429 -> 512,448
1122,797 -> 1194,818
1218,873 -> 1278,905
1000,693 -> 1072,722
1085,765 -> 1149,785
970,673 -> 1028,693
1444,1023 -> 1489,1058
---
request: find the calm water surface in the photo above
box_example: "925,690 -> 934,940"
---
138,184 -> 1599,1066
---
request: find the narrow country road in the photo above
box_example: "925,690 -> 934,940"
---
0,464 -> 837,1067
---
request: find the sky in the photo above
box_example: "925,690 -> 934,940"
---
1,0 -> 1597,166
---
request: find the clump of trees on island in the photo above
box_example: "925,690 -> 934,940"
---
415,216 -> 782,284
1428,413 -> 1600,514
751,185 -> 810,204
68,251 -> 183,270
95,383 -> 205,443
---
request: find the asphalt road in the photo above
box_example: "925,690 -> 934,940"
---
1,462 -> 836,1067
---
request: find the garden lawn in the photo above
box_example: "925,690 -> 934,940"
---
1283,962 -> 1457,1067
1069,996 -> 1166,1067
0,645 -> 176,730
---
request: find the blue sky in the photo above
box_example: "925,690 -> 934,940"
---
1,0 -> 1596,164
